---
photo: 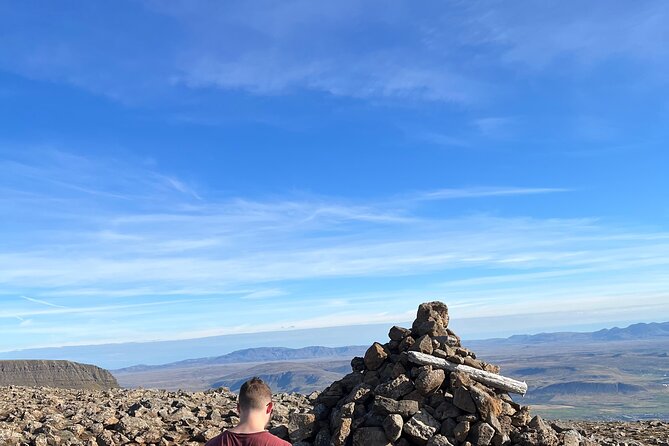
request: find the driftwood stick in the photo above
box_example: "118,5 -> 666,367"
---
407,351 -> 528,395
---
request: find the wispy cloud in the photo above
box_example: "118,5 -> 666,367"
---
415,187 -> 570,201
0,150 -> 667,350
1,1 -> 665,104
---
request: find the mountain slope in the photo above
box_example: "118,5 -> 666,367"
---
114,345 -> 366,372
0,360 -> 118,389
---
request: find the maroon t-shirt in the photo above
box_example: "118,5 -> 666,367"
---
205,430 -> 291,446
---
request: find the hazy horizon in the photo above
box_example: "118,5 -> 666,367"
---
2,317 -> 666,370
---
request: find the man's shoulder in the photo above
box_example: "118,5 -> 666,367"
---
206,430 -> 291,446
263,431 -> 291,446
204,432 -> 222,446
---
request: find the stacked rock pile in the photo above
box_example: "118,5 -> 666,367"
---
0,386 -> 313,445
301,301 -> 587,446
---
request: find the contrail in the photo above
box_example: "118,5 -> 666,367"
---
21,296 -> 67,309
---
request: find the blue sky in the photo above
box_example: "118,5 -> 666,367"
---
1,0 -> 669,354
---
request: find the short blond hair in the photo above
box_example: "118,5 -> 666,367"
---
239,377 -> 272,411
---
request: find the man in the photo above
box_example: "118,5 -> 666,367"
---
206,377 -> 291,446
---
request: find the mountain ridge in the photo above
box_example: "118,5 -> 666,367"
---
113,345 -> 367,373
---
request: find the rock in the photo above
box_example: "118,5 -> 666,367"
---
382,414 -> 403,442
562,429 -> 581,446
426,434 -> 454,446
345,383 -> 374,404
287,413 -> 317,443
453,387 -> 477,414
410,335 -> 435,355
332,418 -> 352,446
313,429 -> 331,446
403,410 -> 441,445
491,432 -> 510,446
450,371 -> 474,389
351,357 -> 365,372
375,375 -> 414,399
453,420 -> 470,442
389,326 -> 411,341
528,415 -> 559,446
469,422 -> 495,446
415,369 -> 445,395
440,417 -> 457,437
373,396 -> 420,418
340,402 -> 355,417
399,336 -> 416,352
412,301 -> 450,337
364,343 -> 388,371
352,427 -> 392,446
434,401 -> 461,420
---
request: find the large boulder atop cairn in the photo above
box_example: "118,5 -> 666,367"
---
307,301 -> 569,446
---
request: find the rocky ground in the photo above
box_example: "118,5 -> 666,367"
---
0,386 -> 667,446
560,420 -> 669,446
0,385 -> 314,445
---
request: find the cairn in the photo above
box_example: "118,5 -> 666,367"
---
298,301 -> 574,446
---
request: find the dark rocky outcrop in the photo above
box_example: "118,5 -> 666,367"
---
0,360 -> 118,390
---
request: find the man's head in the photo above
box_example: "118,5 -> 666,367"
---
237,377 -> 273,425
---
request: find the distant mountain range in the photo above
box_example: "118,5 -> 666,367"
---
113,321 -> 669,373
474,321 -> 669,345
114,345 -> 367,372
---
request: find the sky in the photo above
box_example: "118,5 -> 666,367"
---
1,0 -> 669,356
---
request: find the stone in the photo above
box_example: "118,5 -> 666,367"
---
412,301 -> 450,337
353,427 -> 392,446
527,415 -> 559,446
491,432 -> 510,446
392,362 -> 408,378
340,402 -> 355,418
375,375 -> 414,399
416,369 -> 445,395
373,396 -> 420,418
287,412 -> 317,443
410,335 -> 435,355
434,401 -> 460,420
332,418 -> 352,446
453,388 -> 477,414
562,430 -> 581,446
364,343 -> 388,371
345,383 -> 373,404
440,417 -> 457,437
454,420 -> 470,442
469,422 -> 495,446
351,357 -> 365,372
463,357 -> 484,370
382,414 -> 403,442
469,386 -> 502,421
450,371 -> 474,389
399,336 -> 415,352
403,410 -> 441,445
389,326 -> 412,341
426,434 -> 454,446
313,429 -> 331,446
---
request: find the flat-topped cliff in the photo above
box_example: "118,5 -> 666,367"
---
0,360 -> 118,390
